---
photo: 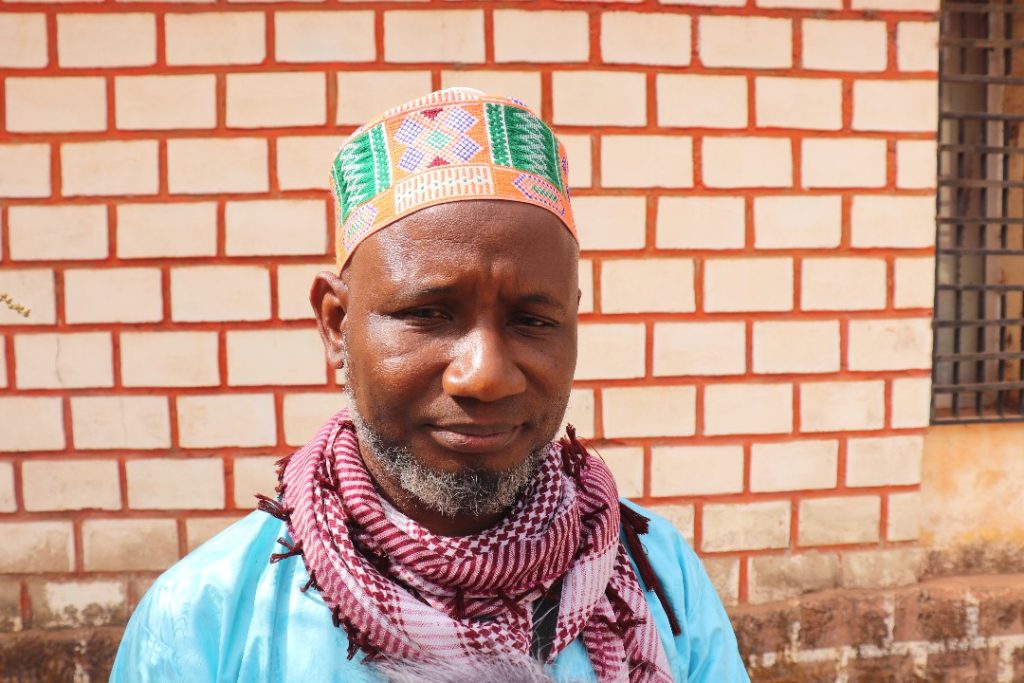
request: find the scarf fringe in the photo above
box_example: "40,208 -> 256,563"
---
619,504 -> 682,637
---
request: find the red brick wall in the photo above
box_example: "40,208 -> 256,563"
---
0,0 -> 937,618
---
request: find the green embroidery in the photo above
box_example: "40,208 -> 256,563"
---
484,104 -> 562,192
334,123 -> 391,221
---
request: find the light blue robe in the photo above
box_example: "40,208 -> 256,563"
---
110,501 -> 750,682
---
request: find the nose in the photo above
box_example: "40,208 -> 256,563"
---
442,326 -> 527,402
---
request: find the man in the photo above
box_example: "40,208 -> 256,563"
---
110,89 -> 749,682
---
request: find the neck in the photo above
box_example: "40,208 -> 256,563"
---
357,439 -> 508,537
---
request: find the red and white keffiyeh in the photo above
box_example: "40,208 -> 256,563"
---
262,409 -> 672,682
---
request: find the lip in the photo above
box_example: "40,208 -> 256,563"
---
427,423 -> 521,454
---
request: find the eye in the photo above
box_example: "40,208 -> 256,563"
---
512,314 -> 556,329
403,307 -> 448,321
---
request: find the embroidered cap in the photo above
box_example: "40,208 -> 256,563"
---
329,87 -> 577,270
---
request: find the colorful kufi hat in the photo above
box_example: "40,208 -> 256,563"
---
329,87 -> 577,270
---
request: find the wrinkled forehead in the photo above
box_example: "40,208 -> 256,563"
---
343,200 -> 579,293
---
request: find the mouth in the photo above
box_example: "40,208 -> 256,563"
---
426,423 -> 522,454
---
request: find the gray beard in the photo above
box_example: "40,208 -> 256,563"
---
344,384 -> 547,519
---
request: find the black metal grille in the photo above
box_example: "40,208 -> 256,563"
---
934,1 -> 1024,423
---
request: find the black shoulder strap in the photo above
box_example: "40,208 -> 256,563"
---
530,575 -> 564,661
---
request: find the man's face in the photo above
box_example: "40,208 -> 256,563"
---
313,200 -> 579,517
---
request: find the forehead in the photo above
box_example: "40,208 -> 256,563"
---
345,200 -> 578,288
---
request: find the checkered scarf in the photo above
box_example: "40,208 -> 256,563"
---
267,409 -> 672,682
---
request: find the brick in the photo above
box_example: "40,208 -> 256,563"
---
0,522 -> 73,572
5,77 -> 106,133
802,20 -> 887,72
851,196 -> 935,248
602,447 -> 643,498
283,392 -> 347,446
758,0 -> 840,7
0,14 -> 47,67
753,321 -> 840,374
0,580 -> 17,631
847,435 -> 923,487
602,259 -> 695,313
754,195 -> 841,249
0,463 -> 14,512
564,388 -> 595,439
705,383 -> 792,436
225,199 -> 327,256
662,0 -> 742,6
493,10 -> 589,63
800,381 -> 885,433
167,138 -> 268,195
186,517 -> 240,552
127,458 -> 224,510
275,11 -> 374,62
227,329 -> 326,386
178,393 -> 277,448
650,446 -> 743,496
841,548 -> 924,589
801,138 -> 887,189
704,257 -> 793,312
898,21 -> 938,72
27,579 -> 127,628
756,77 -> 841,131
61,140 -> 158,197
0,144 -> 50,198
277,136 -> 343,191
601,136 -> 693,188
576,323 -> 645,381
560,134 -> 592,188
336,71 -> 433,125
121,331 -> 219,388
226,72 -> 326,128
601,12 -> 690,66
653,322 -> 745,377
699,16 -> 791,69
849,318 -> 932,371
115,75 -> 216,130
703,501 -> 790,552
801,258 -> 887,311
573,196 -> 646,251
57,13 -> 155,67
22,460 -> 121,512
602,386 -> 696,438
170,266 -> 271,322
440,71 -> 542,113
657,197 -> 745,250
750,440 -> 838,492
892,377 -> 931,429
799,496 -> 880,546
64,267 -> 162,324
852,0 -> 937,11
703,558 -> 740,606
578,258 -> 594,314
0,398 -> 64,452
117,202 -> 217,258
656,74 -> 747,129
553,72 -> 646,126
14,332 -> 113,389
896,140 -> 937,189
233,456 -> 277,508
278,263 -> 331,320
384,10 -> 484,63
749,552 -> 839,604
888,491 -> 920,541
649,505 -> 695,545
9,205 -> 107,261
71,396 -> 170,450
895,256 -> 935,309
703,137 -> 792,188
853,80 -> 938,133
165,12 -> 264,66
82,519 -> 178,571
0,269 -> 56,326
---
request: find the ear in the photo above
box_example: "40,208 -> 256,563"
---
310,271 -> 348,369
